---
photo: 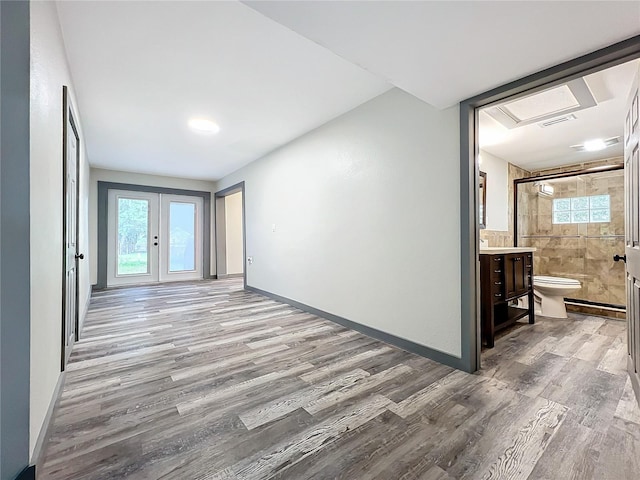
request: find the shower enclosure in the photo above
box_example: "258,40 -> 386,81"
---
515,166 -> 625,308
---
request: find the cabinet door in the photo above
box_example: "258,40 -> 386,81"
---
505,254 -> 527,299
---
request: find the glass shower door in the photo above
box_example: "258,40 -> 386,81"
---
517,168 -> 625,308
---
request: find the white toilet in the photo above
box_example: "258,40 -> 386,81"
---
533,276 -> 581,318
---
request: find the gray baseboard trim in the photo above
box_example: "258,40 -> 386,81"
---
79,290 -> 91,337
30,371 -> 66,468
245,285 -> 466,371
217,273 -> 244,279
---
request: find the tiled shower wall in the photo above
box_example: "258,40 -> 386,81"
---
518,157 -> 625,306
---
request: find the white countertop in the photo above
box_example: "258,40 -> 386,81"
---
480,247 -> 536,255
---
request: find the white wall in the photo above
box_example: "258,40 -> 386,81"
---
89,168 -> 217,283
216,88 -> 461,356
29,1 -> 91,457
479,150 -> 509,231
225,192 -> 244,275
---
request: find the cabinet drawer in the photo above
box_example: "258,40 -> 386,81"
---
525,254 -> 533,269
491,278 -> 504,292
491,289 -> 504,301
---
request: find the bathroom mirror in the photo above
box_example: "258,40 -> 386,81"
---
479,171 -> 486,229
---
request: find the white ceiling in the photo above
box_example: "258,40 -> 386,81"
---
244,1 -> 640,109
56,1 -> 640,180
55,1 -> 391,180
480,59 -> 639,171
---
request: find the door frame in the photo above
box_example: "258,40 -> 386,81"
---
214,182 -> 246,288
460,35 -> 640,373
96,182 -> 212,289
61,86 -> 81,370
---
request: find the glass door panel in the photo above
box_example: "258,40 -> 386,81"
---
117,197 -> 150,275
169,202 -> 196,272
107,190 -> 159,286
160,194 -> 203,282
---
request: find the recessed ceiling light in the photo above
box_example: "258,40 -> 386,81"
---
570,137 -> 620,152
188,117 -> 220,135
583,139 -> 606,151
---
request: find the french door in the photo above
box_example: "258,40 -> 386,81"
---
107,190 -> 203,286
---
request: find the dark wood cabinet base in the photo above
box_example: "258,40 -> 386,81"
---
480,251 -> 535,348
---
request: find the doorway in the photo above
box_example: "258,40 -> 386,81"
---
460,36 -> 640,376
94,181 -> 212,289
106,190 -> 204,286
215,182 -> 246,285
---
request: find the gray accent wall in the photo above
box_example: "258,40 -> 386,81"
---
96,182 -> 212,289
0,1 -> 31,478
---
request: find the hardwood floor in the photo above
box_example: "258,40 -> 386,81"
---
40,278 -> 640,479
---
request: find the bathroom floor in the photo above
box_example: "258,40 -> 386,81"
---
481,312 -> 639,478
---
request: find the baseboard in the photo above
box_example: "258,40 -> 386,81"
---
628,356 -> 640,408
78,289 -> 92,338
15,465 -> 35,480
30,371 -> 66,468
245,285 -> 466,371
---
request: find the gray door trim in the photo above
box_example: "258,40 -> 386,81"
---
214,182 -> 246,289
0,1 -> 31,477
96,181 -> 212,289
460,35 -> 640,373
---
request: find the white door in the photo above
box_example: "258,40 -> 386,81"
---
107,191 -> 203,286
63,105 -> 80,366
624,62 -> 640,406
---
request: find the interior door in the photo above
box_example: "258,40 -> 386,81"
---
159,194 -> 203,282
107,190 -> 160,286
62,90 -> 81,368
624,62 -> 640,405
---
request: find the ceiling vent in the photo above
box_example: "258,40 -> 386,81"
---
485,78 -> 596,129
570,137 -> 620,152
538,114 -> 577,128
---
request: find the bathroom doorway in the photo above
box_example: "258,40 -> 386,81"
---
465,40 -> 640,387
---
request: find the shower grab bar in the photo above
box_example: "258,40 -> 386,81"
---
584,235 -> 624,239
519,235 -> 581,238
519,234 -> 623,239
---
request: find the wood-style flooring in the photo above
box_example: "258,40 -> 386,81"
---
39,278 -> 640,479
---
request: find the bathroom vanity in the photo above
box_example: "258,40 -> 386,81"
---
479,247 -> 535,348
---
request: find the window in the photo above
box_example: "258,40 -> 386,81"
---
552,195 -> 610,224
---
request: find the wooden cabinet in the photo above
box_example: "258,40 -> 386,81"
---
480,251 -> 534,348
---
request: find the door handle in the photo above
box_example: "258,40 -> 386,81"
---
75,253 -> 84,260
613,254 -> 626,263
